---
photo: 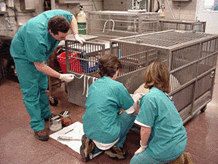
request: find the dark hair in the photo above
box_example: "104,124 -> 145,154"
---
144,61 -> 170,93
98,54 -> 122,78
47,15 -> 70,35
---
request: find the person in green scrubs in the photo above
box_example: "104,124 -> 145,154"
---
130,61 -> 187,164
10,10 -> 85,141
80,54 -> 138,162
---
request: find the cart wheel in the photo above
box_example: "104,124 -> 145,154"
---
200,105 -> 207,113
49,96 -> 58,106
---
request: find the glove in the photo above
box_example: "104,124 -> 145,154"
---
59,74 -> 74,82
74,34 -> 85,44
134,140 -> 147,155
131,93 -> 144,103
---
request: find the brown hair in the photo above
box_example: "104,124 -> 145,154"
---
47,15 -> 70,35
98,54 -> 122,78
144,61 -> 170,93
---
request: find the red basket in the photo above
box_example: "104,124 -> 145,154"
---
57,52 -> 82,74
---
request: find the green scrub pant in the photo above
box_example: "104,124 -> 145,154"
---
93,112 -> 136,154
14,58 -> 51,131
130,148 -> 179,164
115,112 -> 136,147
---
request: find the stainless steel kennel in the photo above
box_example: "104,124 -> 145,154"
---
65,30 -> 218,123
65,40 -> 105,107
86,11 -> 160,41
159,19 -> 206,32
110,30 -> 218,123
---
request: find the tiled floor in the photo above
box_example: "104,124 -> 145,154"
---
0,72 -> 218,164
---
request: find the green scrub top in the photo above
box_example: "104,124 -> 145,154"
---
136,87 -> 187,161
83,76 -> 134,144
10,10 -> 73,62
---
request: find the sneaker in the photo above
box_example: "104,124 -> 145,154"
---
80,134 -> 96,162
34,129 -> 49,141
105,146 -> 127,160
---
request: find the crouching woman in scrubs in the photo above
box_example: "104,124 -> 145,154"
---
10,10 -> 85,141
130,61 -> 187,164
80,54 -> 138,162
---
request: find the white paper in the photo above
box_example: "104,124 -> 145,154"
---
49,121 -> 84,154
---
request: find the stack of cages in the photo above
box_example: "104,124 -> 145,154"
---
86,11 -> 159,41
110,30 -> 218,123
159,19 -> 206,32
65,40 -> 105,107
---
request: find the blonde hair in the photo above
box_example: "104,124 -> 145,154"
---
144,61 -> 170,93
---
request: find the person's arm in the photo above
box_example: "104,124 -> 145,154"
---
70,17 -> 79,35
125,93 -> 143,115
70,17 -> 85,44
134,126 -> 152,155
140,126 -> 151,146
34,62 -> 74,82
34,62 -> 60,78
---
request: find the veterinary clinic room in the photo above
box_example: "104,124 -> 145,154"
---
1,0 -> 218,163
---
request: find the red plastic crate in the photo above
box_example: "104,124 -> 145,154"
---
57,52 -> 82,74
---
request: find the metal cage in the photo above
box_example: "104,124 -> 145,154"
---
65,40 -> 105,106
86,11 -> 159,41
159,19 -> 206,32
110,30 -> 218,123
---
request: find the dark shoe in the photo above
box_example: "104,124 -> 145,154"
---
105,146 -> 127,160
80,134 -> 95,162
44,113 -> 53,122
44,117 -> 49,122
34,129 -> 49,141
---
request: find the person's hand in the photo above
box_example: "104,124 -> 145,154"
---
134,140 -> 147,155
59,74 -> 74,82
132,93 -> 143,102
74,34 -> 85,44
134,100 -> 140,114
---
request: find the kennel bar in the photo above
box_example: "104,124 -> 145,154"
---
110,30 -> 218,124
86,11 -> 159,41
159,19 -> 206,32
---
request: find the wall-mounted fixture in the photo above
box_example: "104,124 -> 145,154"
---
55,0 -> 88,4
0,1 -> 6,11
20,0 -> 36,11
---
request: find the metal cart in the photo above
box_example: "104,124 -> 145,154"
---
110,30 -> 218,124
86,11 -> 159,41
159,19 -> 206,32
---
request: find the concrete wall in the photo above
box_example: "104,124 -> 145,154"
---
0,0 -> 103,37
0,0 -> 42,37
163,0 -> 197,20
196,0 -> 218,34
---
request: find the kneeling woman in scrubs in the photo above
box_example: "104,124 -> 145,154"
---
80,54 -> 138,162
130,61 -> 187,164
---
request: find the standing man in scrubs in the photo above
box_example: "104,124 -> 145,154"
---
80,54 -> 139,162
130,61 -> 187,164
10,10 -> 85,141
